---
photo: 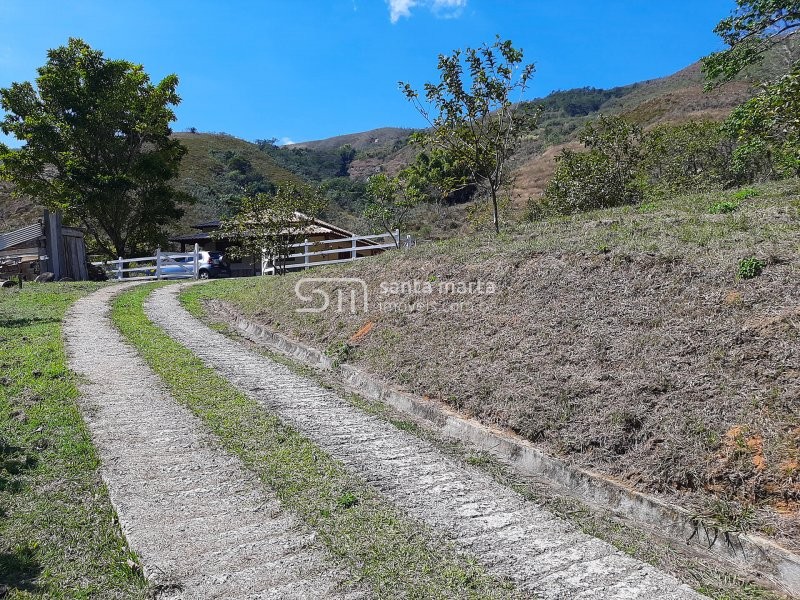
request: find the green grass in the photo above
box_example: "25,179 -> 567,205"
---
113,284 -> 520,600
0,282 -> 148,599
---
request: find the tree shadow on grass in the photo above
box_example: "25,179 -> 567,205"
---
0,315 -> 59,329
0,545 -> 42,594
0,438 -> 37,494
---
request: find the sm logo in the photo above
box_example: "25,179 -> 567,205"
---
294,278 -> 369,314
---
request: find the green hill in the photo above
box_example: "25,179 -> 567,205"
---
170,132 -> 304,233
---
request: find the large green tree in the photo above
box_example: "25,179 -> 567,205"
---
401,37 -> 537,233
0,38 -> 189,257
725,63 -> 800,178
702,2 -> 800,179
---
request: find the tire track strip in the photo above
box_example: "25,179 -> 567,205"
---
64,285 -> 363,599
147,283 -> 705,600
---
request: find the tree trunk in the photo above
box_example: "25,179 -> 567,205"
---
490,186 -> 500,234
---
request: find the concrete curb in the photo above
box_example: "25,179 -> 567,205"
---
209,300 -> 800,598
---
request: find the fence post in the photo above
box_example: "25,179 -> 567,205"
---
193,243 -> 200,279
155,247 -> 162,280
304,238 -> 310,269
394,229 -> 400,249
116,257 -> 122,281
406,234 -> 412,249
351,236 -> 357,261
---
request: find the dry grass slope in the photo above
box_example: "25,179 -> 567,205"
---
186,179 -> 800,550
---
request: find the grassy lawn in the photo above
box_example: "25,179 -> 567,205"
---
0,282 -> 148,599
112,283 -> 519,600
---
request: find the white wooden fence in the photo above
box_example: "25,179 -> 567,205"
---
261,230 -> 406,275
92,244 -> 201,281
92,230 -> 412,280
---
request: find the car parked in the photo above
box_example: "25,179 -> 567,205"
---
157,251 -> 231,279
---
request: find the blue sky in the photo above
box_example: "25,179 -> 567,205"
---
0,0 -> 736,146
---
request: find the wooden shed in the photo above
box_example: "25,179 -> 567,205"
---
0,210 -> 88,281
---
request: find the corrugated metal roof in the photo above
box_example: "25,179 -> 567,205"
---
0,223 -> 42,252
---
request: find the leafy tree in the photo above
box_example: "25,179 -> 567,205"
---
642,121 -> 737,192
401,139 -> 475,207
0,38 -> 189,257
401,37 -> 537,233
701,2 -> 800,180
541,116 -> 645,214
364,173 -> 422,247
725,63 -> 800,178
702,1 -> 800,85
217,182 -> 327,275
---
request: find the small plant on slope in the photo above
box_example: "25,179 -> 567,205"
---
737,257 -> 765,280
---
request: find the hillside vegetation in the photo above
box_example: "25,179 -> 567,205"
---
2,40 -> 797,244
187,178 -> 800,548
0,181 -> 38,232
0,49 -> 781,236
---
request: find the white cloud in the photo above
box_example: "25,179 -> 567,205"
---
388,0 -> 416,23
387,0 -> 466,23
431,0 -> 467,17
278,137 -> 296,146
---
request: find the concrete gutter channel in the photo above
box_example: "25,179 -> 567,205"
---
148,284 -> 705,600
205,297 -> 800,599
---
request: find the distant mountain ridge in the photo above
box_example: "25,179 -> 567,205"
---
290,127 -> 416,152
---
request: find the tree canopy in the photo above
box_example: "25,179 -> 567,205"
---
702,2 -> 800,176
0,38 -> 189,257
725,62 -> 800,177
400,37 -> 537,233
363,173 -> 422,246
216,182 -> 327,275
702,1 -> 800,85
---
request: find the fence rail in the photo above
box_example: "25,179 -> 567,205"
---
92,230 -> 412,280
262,230 -> 407,275
92,244 -> 200,281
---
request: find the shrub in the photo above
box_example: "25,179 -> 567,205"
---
737,257 -> 765,280
709,200 -> 739,214
731,187 -> 758,201
725,64 -> 800,182
541,116 -> 645,214
641,121 -> 736,194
